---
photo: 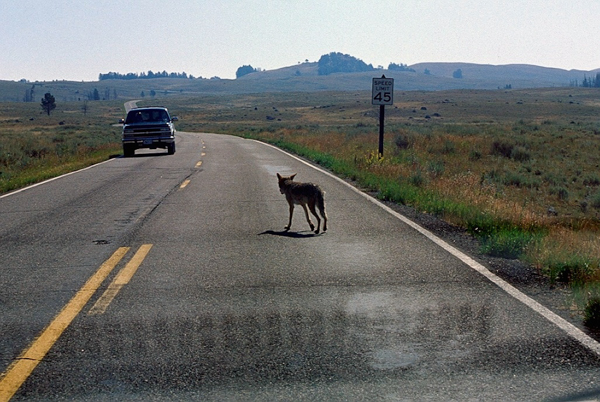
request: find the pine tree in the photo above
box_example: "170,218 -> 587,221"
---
40,93 -> 56,116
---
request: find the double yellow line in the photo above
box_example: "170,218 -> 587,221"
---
88,244 -> 152,315
0,245 -> 152,401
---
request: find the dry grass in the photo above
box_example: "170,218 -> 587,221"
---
0,100 -> 123,192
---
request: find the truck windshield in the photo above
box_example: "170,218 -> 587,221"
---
125,110 -> 169,124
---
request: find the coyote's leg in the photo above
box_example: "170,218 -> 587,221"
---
308,203 -> 321,234
301,204 -> 315,232
320,204 -> 328,232
285,202 -> 294,231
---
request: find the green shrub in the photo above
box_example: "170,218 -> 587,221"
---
583,174 -> 600,186
442,140 -> 456,154
503,172 -> 539,188
394,134 -> 411,150
591,191 -> 600,209
584,297 -> 600,328
511,146 -> 531,162
545,257 -> 594,284
409,170 -> 426,187
479,229 -> 540,259
427,160 -> 445,177
491,139 -> 514,158
549,186 -> 569,201
469,150 -> 482,161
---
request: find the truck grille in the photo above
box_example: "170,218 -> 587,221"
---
123,125 -> 172,138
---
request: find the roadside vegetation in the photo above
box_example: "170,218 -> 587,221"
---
0,100 -> 122,194
2,88 -> 600,325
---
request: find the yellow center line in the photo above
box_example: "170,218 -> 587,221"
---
0,247 -> 130,402
88,244 -> 153,316
180,179 -> 190,189
200,152 -> 206,156
195,161 -> 203,168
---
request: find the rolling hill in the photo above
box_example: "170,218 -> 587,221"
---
1,62 -> 598,103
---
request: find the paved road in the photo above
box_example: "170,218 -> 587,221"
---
1,132 -> 600,401
124,100 -> 139,113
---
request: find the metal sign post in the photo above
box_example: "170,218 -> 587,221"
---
372,75 -> 394,156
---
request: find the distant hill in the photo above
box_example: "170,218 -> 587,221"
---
235,61 -> 599,89
1,62 -> 599,103
409,62 -> 598,88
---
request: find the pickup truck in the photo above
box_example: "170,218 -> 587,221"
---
121,107 -> 177,156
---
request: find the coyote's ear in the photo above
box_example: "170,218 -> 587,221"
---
277,173 -> 283,180
290,173 -> 297,180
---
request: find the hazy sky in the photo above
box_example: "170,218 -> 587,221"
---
2,0 -> 599,82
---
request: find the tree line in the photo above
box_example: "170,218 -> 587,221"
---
24,87 -> 117,102
235,53 -> 418,78
99,70 -> 195,80
236,65 -> 261,78
316,53 -> 421,76
570,73 -> 600,88
317,52 -> 375,75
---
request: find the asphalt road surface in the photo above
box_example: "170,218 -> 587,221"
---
2,132 -> 600,401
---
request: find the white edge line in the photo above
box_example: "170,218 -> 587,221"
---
0,158 -> 115,200
256,139 -> 600,357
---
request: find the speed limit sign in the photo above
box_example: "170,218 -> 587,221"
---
372,76 -> 394,105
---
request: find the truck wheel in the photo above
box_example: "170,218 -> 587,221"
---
167,142 -> 176,155
123,144 -> 135,157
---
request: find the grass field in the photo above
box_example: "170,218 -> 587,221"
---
2,88 -> 600,323
0,100 -> 123,193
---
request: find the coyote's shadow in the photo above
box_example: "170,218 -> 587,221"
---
258,230 -> 322,238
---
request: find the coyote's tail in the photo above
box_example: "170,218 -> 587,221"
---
317,190 -> 327,218
317,189 -> 328,232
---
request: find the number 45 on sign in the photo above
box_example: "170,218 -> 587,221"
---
372,77 -> 394,105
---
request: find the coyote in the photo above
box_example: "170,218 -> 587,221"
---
277,173 -> 328,234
